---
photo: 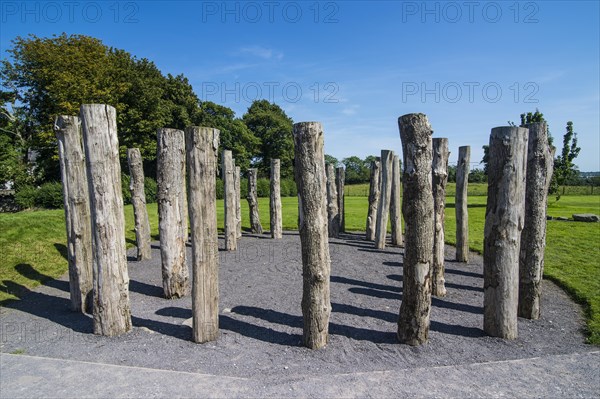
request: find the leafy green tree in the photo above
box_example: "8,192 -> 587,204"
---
325,154 -> 339,167
342,156 -> 368,184
0,91 -> 32,188
553,121 -> 581,199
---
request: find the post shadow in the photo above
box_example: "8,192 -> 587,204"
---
330,275 -> 400,293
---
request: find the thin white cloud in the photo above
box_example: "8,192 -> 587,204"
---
238,46 -> 283,60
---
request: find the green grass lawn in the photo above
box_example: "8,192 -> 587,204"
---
1,190 -> 599,344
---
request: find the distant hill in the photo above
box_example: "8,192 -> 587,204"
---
580,172 -> 600,178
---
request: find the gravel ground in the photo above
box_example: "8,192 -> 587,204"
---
0,231 -> 593,382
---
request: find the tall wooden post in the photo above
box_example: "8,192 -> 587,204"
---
484,126 -> 528,339
157,128 -> 189,299
270,159 -> 283,239
519,122 -> 553,319
432,138 -> 449,297
366,159 -> 381,241
222,150 -> 237,250
336,167 -> 345,233
397,113 -> 434,346
374,150 -> 393,249
247,168 -> 263,234
455,146 -> 470,262
234,165 -> 242,238
293,122 -> 331,349
326,163 -> 340,238
55,115 -> 93,314
80,104 -> 131,336
127,148 -> 152,261
390,154 -> 403,246
185,126 -> 220,343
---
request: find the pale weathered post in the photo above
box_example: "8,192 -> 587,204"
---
397,113 -> 434,346
55,115 -> 93,313
222,150 -> 237,250
484,126 -> 528,339
432,138 -> 450,297
326,163 -> 340,238
293,122 -> 331,349
270,159 -> 283,239
234,165 -> 242,238
390,154 -> 403,246
80,104 -> 131,336
185,126 -> 220,343
374,150 -> 393,249
247,168 -> 263,234
519,122 -> 553,319
157,128 -> 189,298
455,146 -> 470,262
365,159 -> 381,241
336,167 -> 345,233
127,148 -> 152,261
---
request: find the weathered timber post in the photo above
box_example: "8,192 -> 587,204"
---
55,115 -> 93,313
270,159 -> 283,239
247,168 -> 263,234
455,146 -> 470,262
484,126 -> 528,339
157,128 -> 189,298
326,163 -> 340,238
234,165 -> 242,238
519,122 -> 553,319
185,126 -> 220,343
127,148 -> 152,261
397,113 -> 434,346
432,138 -> 450,297
222,150 -> 237,250
374,150 -> 393,249
336,167 -> 345,233
80,104 -> 131,336
390,154 -> 403,246
293,122 -> 331,349
365,159 -> 381,241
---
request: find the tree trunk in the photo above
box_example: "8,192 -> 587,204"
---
80,104 -> 131,336
185,126 -> 220,343
127,148 -> 152,261
336,167 -> 345,233
55,115 -> 93,314
157,128 -> 189,299
270,159 -> 283,239
519,122 -> 553,319
366,159 -> 381,241
390,154 -> 403,246
397,113 -> 434,346
246,168 -> 263,234
222,150 -> 237,250
484,126 -> 528,339
455,146 -> 470,262
375,150 -> 393,249
326,163 -> 340,238
432,138 -> 449,297
234,165 -> 242,238
293,122 -> 331,350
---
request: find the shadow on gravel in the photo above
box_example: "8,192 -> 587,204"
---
430,321 -> 485,337
331,275 -> 400,293
445,268 -> 483,278
156,306 -> 190,319
14,263 -> 69,293
358,248 -> 400,255
445,282 -> 483,292
132,315 -> 191,340
349,287 -> 402,300
386,274 -> 402,282
333,241 -> 374,250
129,280 -> 164,298
383,261 -> 403,268
432,298 -> 482,314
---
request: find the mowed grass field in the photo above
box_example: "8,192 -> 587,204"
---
1,188 -> 599,343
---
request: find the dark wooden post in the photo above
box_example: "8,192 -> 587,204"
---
390,154 -> 403,246
432,138 -> 449,297
127,148 -> 152,261
270,159 -> 283,239
247,168 -> 263,234
222,150 -> 237,250
336,167 -> 345,233
374,150 -> 393,249
326,163 -> 340,238
366,159 -> 381,241
455,146 -> 470,262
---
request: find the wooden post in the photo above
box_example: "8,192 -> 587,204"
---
397,113 -> 434,346
432,138 -> 450,297
222,150 -> 237,250
246,168 -> 263,234
127,148 -> 152,261
270,159 -> 283,239
234,165 -> 242,238
80,104 -> 131,336
157,128 -> 189,299
293,122 -> 331,349
366,159 -> 381,241
55,115 -> 93,313
484,126 -> 528,339
336,167 -> 345,233
326,163 -> 340,238
374,150 -> 393,249
455,146 -> 470,262
185,126 -> 220,343
390,154 -> 403,246
519,122 -> 553,319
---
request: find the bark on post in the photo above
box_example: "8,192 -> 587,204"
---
455,146 -> 470,262
127,148 -> 152,261
390,154 -> 403,246
483,126 -> 528,339
293,122 -> 331,349
519,122 -> 553,320
55,115 -> 93,313
222,150 -> 237,250
365,159 -> 381,241
270,159 -> 283,239
234,165 -> 242,238
336,167 -> 345,233
374,150 -> 393,249
157,128 -> 189,299
397,113 -> 434,346
246,168 -> 263,234
80,104 -> 131,336
326,163 -> 340,238
185,127 -> 220,343
432,138 -> 450,297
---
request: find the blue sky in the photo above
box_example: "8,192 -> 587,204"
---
1,1 -> 599,170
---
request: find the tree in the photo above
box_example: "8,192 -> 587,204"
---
324,154 -> 339,167
553,121 -> 581,199
342,156 -> 368,184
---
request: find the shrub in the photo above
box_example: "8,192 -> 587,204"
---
256,178 -> 270,197
216,178 -> 224,200
144,177 -> 157,203
281,178 -> 297,197
36,182 -> 64,209
14,185 -> 37,209
121,174 -> 132,205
